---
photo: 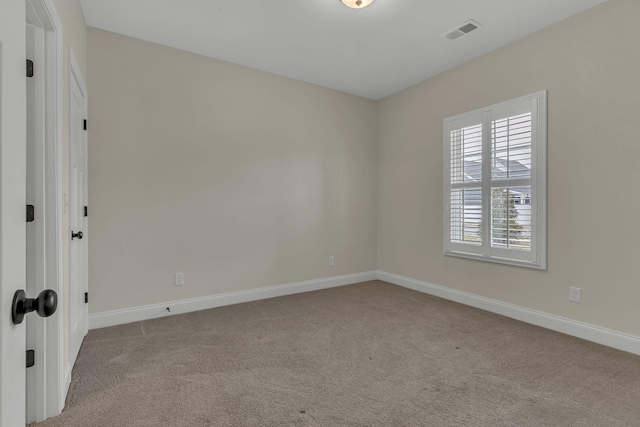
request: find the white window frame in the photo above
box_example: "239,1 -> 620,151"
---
443,91 -> 547,270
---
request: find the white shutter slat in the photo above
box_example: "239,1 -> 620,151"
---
450,188 -> 482,245
451,123 -> 483,185
490,186 -> 532,251
491,112 -> 532,180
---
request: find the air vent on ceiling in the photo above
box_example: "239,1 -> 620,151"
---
443,20 -> 482,41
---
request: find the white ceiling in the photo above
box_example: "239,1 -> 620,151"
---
80,0 -> 607,100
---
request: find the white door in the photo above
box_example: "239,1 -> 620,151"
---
0,2 -> 28,427
68,52 -> 88,367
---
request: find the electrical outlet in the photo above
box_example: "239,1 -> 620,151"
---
329,256 -> 335,267
174,272 -> 184,287
569,287 -> 581,303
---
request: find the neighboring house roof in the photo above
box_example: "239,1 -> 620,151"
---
461,159 -> 531,205
464,159 -> 530,181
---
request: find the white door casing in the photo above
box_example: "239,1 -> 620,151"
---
26,22 -> 47,423
68,48 -> 88,368
0,1 -> 28,427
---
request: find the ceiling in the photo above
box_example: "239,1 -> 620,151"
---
80,0 -> 607,100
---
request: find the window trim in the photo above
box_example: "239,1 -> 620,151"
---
443,91 -> 547,270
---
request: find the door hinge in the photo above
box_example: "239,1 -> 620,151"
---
26,205 -> 35,223
26,59 -> 34,78
26,350 -> 35,368
85,292 -> 89,304
83,119 -> 87,130
84,206 -> 88,217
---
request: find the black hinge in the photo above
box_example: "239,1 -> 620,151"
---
26,350 -> 35,368
26,205 -> 35,222
83,119 -> 87,130
84,206 -> 88,217
26,60 -> 34,78
85,292 -> 89,304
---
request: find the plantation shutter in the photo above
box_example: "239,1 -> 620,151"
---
444,91 -> 546,269
488,101 -> 535,261
445,117 -> 484,256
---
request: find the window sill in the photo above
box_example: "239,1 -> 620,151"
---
444,250 -> 546,270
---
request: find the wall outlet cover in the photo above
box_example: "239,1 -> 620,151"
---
174,272 -> 185,286
569,286 -> 581,303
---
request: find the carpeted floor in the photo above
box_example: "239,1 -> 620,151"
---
33,280 -> 640,426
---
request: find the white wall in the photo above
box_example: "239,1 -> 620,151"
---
86,0 -> 640,341
377,0 -> 640,336
87,29 -> 378,313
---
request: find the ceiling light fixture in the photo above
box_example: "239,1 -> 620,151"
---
340,0 -> 374,9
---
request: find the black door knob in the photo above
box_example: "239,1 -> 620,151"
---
71,231 -> 83,240
12,289 -> 58,325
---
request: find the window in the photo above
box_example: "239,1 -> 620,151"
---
443,91 -> 547,269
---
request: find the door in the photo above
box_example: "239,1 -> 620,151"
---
68,51 -> 88,367
0,2 -> 28,427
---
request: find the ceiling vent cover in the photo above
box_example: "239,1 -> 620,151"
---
443,20 -> 482,40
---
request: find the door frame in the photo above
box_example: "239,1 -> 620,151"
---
0,1 -> 28,426
66,45 -> 88,370
25,0 -> 66,421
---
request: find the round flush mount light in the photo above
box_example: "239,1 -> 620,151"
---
340,0 -> 374,9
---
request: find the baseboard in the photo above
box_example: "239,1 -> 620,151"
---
377,271 -> 640,356
89,269 -> 640,355
89,271 -> 378,330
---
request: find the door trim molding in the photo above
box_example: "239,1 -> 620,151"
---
89,271 -> 378,329
62,362 -> 72,403
0,1 -> 28,425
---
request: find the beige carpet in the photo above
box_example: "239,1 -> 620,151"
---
33,281 -> 640,426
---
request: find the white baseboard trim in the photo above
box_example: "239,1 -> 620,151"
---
377,271 -> 640,356
89,271 -> 378,330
